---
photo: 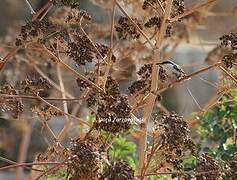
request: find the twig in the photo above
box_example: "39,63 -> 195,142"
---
0,162 -> 62,171
56,63 -> 71,141
24,0 -> 36,14
16,120 -> 34,180
32,0 -> 53,21
0,156 -> 42,172
0,94 -> 82,101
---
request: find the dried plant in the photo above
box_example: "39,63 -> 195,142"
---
0,0 -> 236,179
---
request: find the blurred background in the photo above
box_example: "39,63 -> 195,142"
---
0,0 -> 237,179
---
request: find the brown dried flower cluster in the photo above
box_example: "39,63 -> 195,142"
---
66,9 -> 92,24
143,0 -> 184,18
128,64 -> 152,95
115,16 -> 143,40
68,137 -> 102,180
0,85 -> 23,118
100,159 -> 135,180
67,34 -> 94,66
194,154 -> 224,179
95,77 -> 132,133
155,113 -> 196,169
32,105 -> 62,121
144,16 -> 161,28
52,0 -> 80,9
227,153 -> 237,178
15,20 -> 55,46
21,77 -> 51,95
220,32 -> 237,68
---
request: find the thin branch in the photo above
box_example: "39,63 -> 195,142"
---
56,64 -> 71,141
16,120 -> 33,180
0,162 -> 63,171
0,156 -> 42,172
24,0 -> 36,14
0,93 -> 82,101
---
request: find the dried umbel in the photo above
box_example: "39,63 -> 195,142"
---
220,32 -> 237,50
222,53 -> 237,68
142,0 -> 157,10
227,153 -> 237,178
95,76 -> 132,133
52,0 -> 80,9
21,77 -> 51,95
219,33 -> 237,68
171,0 -> 185,18
15,20 -> 55,46
128,64 -> 152,95
100,159 -> 135,180
128,79 -> 149,95
32,105 -> 62,121
67,34 -> 94,66
36,143 -> 69,162
66,9 -> 92,24
143,0 -> 184,18
144,16 -> 161,28
115,16 -> 143,40
0,85 -> 23,118
68,138 -> 101,180
155,113 -> 195,169
95,43 -> 116,62
194,154 -> 224,179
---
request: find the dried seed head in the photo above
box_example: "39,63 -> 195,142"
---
154,112 -> 196,169
69,138 -> 101,179
220,32 -> 237,50
222,53 -> 237,68
94,76 -> 132,133
0,85 -> 24,118
128,79 -> 150,95
95,95 -> 132,134
194,154 -> 224,179
171,0 -> 185,18
100,159 -> 135,180
95,44 -> 116,62
227,153 -> 237,178
144,16 -> 161,28
15,20 -> 55,46
52,0 -> 80,9
32,105 -> 62,121
115,16 -> 143,40
21,77 -> 51,95
67,34 -> 94,66
66,9 -> 92,24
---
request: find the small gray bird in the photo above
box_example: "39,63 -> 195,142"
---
156,60 -> 186,87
